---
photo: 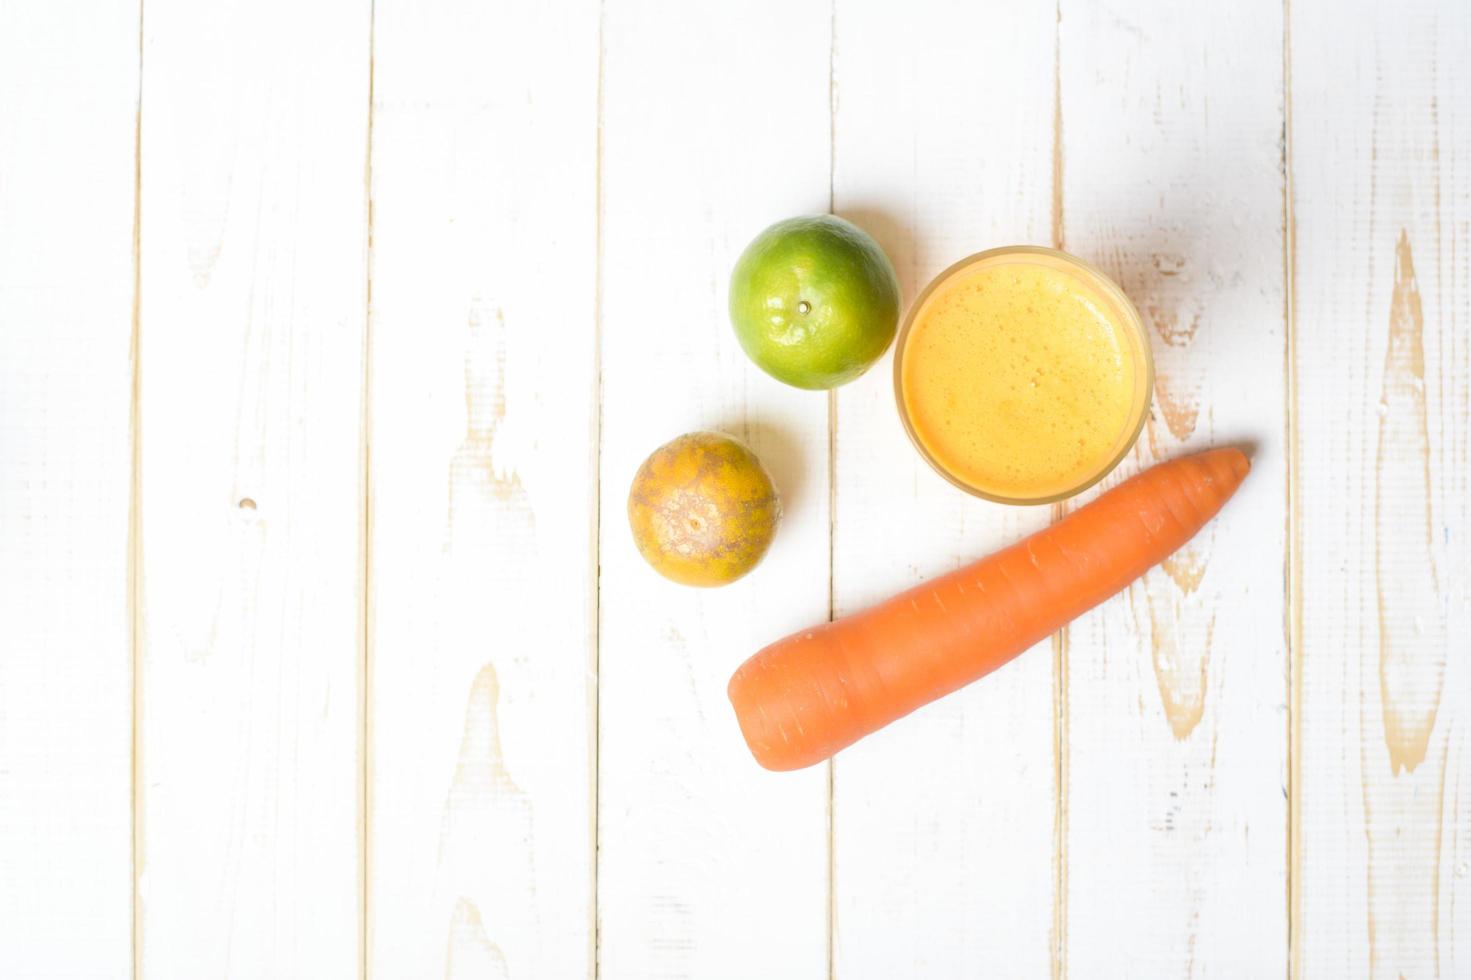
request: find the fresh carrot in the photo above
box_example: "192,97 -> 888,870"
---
728,447 -> 1251,771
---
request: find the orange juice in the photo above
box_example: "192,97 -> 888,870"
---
895,247 -> 1152,503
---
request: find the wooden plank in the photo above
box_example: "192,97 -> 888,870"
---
1057,0 -> 1289,975
0,2 -> 139,976
1290,1 -> 1471,976
595,3 -> 831,976
827,2 -> 1060,976
134,1 -> 368,975
365,1 -> 600,977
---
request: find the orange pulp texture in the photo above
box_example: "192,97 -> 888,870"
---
899,255 -> 1148,501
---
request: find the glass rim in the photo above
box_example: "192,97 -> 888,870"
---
892,244 -> 1156,506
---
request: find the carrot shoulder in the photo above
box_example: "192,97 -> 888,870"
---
728,447 -> 1251,771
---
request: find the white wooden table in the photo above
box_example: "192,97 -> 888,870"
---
2,0 -> 1467,977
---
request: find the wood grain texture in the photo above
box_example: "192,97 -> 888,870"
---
134,1 -> 368,975
827,2 -> 1060,976
595,3 -> 832,976
1290,1 -> 1471,976
0,2 -> 139,976
1057,0 -> 1289,975
4,1 -> 1471,975
365,1 -> 600,977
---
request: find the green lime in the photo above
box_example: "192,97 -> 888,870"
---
729,215 -> 901,390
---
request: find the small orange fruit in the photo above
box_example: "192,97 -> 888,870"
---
627,431 -> 781,587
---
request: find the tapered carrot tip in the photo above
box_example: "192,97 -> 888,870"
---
1216,446 -> 1251,482
728,446 -> 1253,771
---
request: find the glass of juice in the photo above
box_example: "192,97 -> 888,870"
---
894,246 -> 1153,505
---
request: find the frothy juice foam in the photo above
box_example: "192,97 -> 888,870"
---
897,248 -> 1152,503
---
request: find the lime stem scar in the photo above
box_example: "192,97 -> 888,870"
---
797,300 -> 811,315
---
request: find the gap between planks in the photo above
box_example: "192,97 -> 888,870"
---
591,1 -> 608,976
1049,4 -> 1069,975
360,2 -> 377,978
128,1 -> 145,976
1282,0 -> 1302,976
